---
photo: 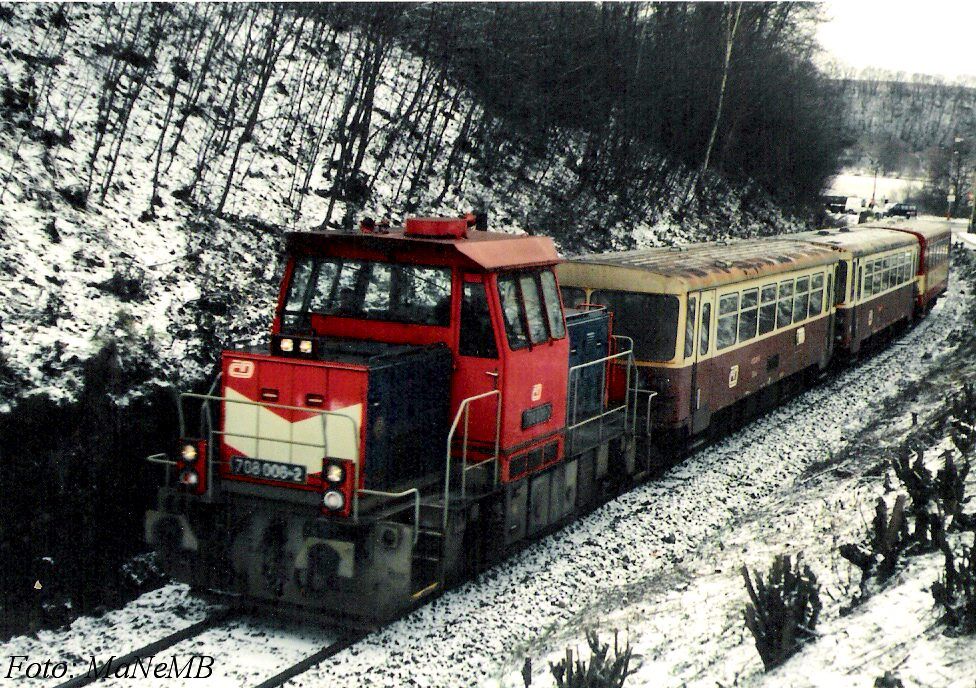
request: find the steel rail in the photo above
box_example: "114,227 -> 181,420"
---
251,631 -> 368,688
51,606 -> 239,688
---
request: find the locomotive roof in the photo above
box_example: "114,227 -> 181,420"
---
285,228 -> 559,270
788,226 -> 917,257
861,219 -> 952,243
559,238 -> 838,293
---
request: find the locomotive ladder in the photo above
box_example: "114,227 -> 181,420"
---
409,390 -> 502,596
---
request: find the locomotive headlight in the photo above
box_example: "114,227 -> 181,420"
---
299,339 -> 313,354
279,338 -> 295,353
181,443 -> 198,462
322,490 -> 345,511
324,462 -> 345,484
179,469 -> 199,486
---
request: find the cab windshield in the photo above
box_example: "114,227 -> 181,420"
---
282,256 -> 452,326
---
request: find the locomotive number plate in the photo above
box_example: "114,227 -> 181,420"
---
230,457 -> 306,483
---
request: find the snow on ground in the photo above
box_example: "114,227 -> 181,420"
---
268,267 -> 967,686
0,583 -> 210,687
0,588 -> 337,688
508,293 -> 976,687
0,259 -> 969,687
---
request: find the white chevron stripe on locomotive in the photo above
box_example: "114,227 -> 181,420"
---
222,387 -> 362,472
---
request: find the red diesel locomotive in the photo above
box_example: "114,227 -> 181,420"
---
147,216 -> 637,622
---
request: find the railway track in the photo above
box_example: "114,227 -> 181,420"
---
251,631 -> 368,688
52,607 -> 239,688
47,601 -> 367,688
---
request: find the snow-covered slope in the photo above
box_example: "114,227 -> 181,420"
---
0,3 -> 804,407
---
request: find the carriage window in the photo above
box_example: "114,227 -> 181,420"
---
719,293 -> 739,315
777,280 -> 794,329
716,291 -> 739,349
519,274 -> 549,344
738,307 -> 759,342
738,289 -> 759,342
759,284 -> 777,335
284,257 -> 314,311
717,312 -> 738,350
793,277 -> 810,322
741,288 -> 759,310
759,302 -> 776,335
684,296 -> 697,359
793,291 -> 810,322
539,270 -> 566,339
591,290 -> 679,361
700,302 -> 711,355
808,287 -> 823,317
459,282 -> 498,358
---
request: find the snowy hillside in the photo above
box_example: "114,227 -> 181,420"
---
0,3 -> 804,408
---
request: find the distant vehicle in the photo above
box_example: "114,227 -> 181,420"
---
821,195 -> 865,215
886,203 -> 918,218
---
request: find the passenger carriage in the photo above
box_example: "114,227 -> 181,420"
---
791,227 -> 920,355
557,239 -> 839,449
865,219 -> 950,315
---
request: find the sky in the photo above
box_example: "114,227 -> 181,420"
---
817,0 -> 976,80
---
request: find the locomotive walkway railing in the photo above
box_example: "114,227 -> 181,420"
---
442,389 -> 502,532
565,335 -> 637,456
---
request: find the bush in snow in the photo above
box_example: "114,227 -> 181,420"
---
873,671 -> 905,688
892,447 -> 939,549
548,631 -> 634,688
932,533 -> 976,635
742,554 -> 822,671
936,451 -> 975,531
840,494 -> 910,589
948,383 -> 976,455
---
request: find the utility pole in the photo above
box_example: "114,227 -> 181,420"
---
969,168 -> 976,232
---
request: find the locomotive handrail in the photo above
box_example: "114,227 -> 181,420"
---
146,452 -> 177,466
357,487 -> 421,545
631,387 -> 658,437
610,335 -> 638,432
443,389 -> 502,532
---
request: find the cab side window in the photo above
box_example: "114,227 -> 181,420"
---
497,275 -> 529,349
459,282 -> 498,358
497,270 -> 566,350
519,274 -> 549,344
540,270 -> 567,339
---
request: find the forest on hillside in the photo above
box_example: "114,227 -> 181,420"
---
1,2 -> 845,244
833,73 -> 976,217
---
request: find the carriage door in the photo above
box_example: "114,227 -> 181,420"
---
690,289 -> 715,433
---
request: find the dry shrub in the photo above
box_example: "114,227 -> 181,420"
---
743,554 -> 822,671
